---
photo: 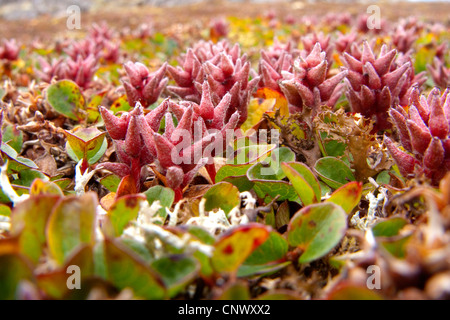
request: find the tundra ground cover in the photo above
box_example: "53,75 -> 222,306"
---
0,2 -> 449,300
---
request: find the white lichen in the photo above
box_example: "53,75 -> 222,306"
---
74,159 -> 98,195
0,215 -> 10,234
167,200 -> 184,227
186,198 -> 232,234
186,191 -> 255,234
95,204 -> 107,241
351,182 -> 388,231
122,198 -> 214,258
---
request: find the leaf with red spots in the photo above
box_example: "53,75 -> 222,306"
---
237,232 -> 291,277
104,194 -> 146,237
46,80 -> 86,121
287,202 -> 347,264
325,181 -> 363,214
211,223 -> 271,274
203,182 -> 240,215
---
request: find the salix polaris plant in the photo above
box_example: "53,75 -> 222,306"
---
99,101 -> 168,192
391,24 -> 418,53
427,54 -> 450,90
167,40 -> 260,126
35,54 -> 98,89
154,96 -> 241,200
301,32 -> 334,68
386,87 -> 450,185
334,30 -> 358,54
343,41 -> 426,131
279,42 -> 348,115
122,61 -> 168,108
257,40 -> 296,93
99,92 -> 241,200
166,80 -> 241,182
167,40 -> 243,103
0,39 -> 20,61
64,22 -> 120,63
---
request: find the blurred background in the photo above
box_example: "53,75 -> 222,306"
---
0,0 -> 448,42
0,0 -> 448,20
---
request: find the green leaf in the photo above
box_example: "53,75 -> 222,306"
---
212,223 -> 271,274
281,162 -> 321,206
252,180 -> 298,203
103,238 -> 166,299
120,238 -> 153,263
217,282 -> 250,300
14,169 -> 48,187
46,192 -> 97,265
203,182 -> 240,215
256,290 -> 302,300
215,164 -> 252,182
30,178 -> 64,196
314,157 -> 355,189
2,124 -> 23,154
1,142 -> 38,170
376,170 -> 391,185
237,261 -> 291,278
107,194 -> 146,237
372,217 -> 408,237
247,162 -> 299,203
85,93 -> 105,123
186,225 -> 216,245
151,255 -> 199,298
318,131 -> 346,157
65,127 -> 106,164
52,178 -> 72,191
46,80 -> 86,121
0,251 -> 34,300
287,202 -> 347,264
326,181 -> 363,214
99,174 -> 121,192
10,195 -> 61,264
235,148 -> 294,182
319,181 -> 332,197
0,204 -> 11,217
265,147 -> 296,180
0,87 -> 5,101
379,235 -> 412,258
237,231 -> 290,277
36,245 -> 94,299
227,144 -> 275,165
244,231 -> 288,265
221,176 -> 254,192
143,185 -> 175,220
110,95 -> 132,114
371,217 -> 411,258
327,284 -> 383,300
